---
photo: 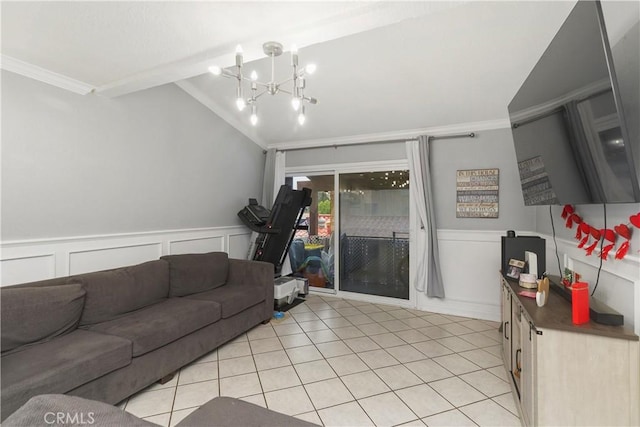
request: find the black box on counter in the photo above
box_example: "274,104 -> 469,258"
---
501,235 -> 546,277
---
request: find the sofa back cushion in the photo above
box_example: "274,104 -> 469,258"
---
1,283 -> 86,354
161,252 -> 229,297
75,260 -> 169,326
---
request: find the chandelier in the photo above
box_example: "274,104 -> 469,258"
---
208,41 -> 318,126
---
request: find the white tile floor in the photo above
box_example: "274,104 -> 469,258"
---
120,294 -> 520,427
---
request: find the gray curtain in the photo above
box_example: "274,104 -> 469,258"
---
262,148 -> 277,209
406,136 -> 445,298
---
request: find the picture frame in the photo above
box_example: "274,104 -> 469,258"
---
506,258 -> 525,279
455,168 -> 499,218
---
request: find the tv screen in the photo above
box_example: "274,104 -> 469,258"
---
508,0 -> 640,205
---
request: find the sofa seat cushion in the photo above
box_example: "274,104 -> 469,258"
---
183,284 -> 265,319
161,252 -> 229,297
1,330 -> 132,419
1,283 -> 86,355
83,298 -> 221,357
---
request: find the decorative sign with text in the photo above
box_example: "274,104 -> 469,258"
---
456,168 -> 499,218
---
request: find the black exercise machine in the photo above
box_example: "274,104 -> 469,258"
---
238,185 -> 312,276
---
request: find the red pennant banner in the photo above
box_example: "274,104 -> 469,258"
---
615,241 -> 630,260
585,240 -> 599,256
561,205 -> 638,261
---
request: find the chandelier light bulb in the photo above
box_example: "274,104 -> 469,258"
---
291,97 -> 301,111
305,64 -> 317,74
208,65 -> 222,76
291,44 -> 298,54
298,106 -> 306,125
235,45 -> 243,67
236,97 -> 246,111
250,104 -> 258,126
250,70 -> 258,81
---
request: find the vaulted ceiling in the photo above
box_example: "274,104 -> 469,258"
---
1,1 -> 600,148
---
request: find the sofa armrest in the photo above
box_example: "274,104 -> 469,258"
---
226,259 -> 273,288
227,259 -> 274,321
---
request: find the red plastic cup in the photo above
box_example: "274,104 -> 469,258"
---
571,282 -> 590,325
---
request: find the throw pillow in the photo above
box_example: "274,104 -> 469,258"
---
161,252 -> 229,297
1,283 -> 86,354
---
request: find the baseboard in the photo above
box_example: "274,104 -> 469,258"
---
417,295 -> 501,322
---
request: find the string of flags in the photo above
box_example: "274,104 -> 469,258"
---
561,205 -> 640,260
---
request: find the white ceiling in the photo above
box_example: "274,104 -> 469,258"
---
1,1 -> 583,148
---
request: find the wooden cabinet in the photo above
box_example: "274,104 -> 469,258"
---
500,275 -> 639,426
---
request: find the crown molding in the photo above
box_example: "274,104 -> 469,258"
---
175,80 -> 267,150
1,55 -> 94,95
269,118 -> 511,151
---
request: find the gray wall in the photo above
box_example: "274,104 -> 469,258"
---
1,70 -> 265,240
430,128 -> 534,230
286,128 -> 535,231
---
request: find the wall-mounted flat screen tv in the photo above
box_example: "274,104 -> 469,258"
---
508,0 -> 639,205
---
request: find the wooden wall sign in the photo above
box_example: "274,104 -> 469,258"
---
456,168 -> 499,218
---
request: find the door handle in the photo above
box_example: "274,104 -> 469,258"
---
504,321 -> 509,340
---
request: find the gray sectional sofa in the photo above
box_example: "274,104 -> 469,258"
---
0,252 -> 274,421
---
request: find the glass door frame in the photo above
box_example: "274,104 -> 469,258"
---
287,170 -> 337,295
286,159 -> 416,309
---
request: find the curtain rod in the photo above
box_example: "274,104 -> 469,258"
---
276,132 -> 476,152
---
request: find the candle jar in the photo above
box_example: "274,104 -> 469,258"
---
571,282 -> 590,325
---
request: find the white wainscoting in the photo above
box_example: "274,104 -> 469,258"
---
417,230 -> 503,322
0,226 -> 252,286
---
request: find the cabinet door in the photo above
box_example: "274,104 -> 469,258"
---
501,282 -> 511,371
521,316 -> 536,426
511,299 -> 522,395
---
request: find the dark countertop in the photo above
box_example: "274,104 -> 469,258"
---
501,273 -> 638,342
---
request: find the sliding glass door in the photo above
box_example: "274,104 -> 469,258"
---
339,170 -> 410,299
287,166 -> 410,301
287,174 -> 336,293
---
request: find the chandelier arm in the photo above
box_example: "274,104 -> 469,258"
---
241,76 -> 269,88
302,95 -> 318,104
219,68 -> 238,78
277,88 -> 293,95
251,89 -> 270,100
277,77 -> 295,86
